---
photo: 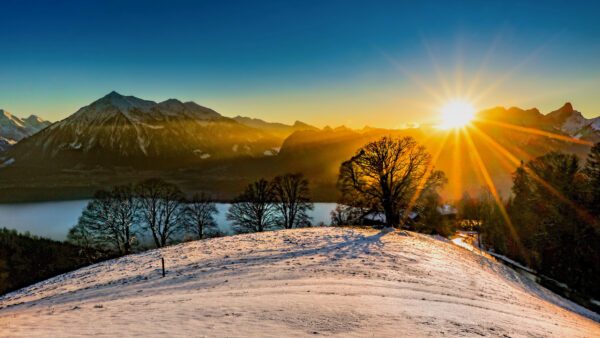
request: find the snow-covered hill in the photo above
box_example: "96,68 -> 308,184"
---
1,227 -> 598,337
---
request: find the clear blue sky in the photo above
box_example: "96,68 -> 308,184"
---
1,0 -> 599,127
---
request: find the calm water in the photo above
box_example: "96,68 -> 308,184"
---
0,201 -> 338,241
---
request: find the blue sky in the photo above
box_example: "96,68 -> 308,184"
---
1,0 -> 599,127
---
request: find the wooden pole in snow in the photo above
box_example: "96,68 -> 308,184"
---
161,257 -> 165,277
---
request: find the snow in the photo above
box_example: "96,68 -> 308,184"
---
436,204 -> 457,215
1,158 -> 15,166
1,227 -> 598,336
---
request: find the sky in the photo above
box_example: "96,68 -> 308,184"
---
1,0 -> 599,128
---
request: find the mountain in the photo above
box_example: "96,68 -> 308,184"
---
0,109 -> 50,147
0,136 -> 17,152
0,100 -> 597,203
2,92 -> 285,167
544,102 -> 600,141
233,116 -> 318,138
272,102 -> 597,200
1,227 -> 598,336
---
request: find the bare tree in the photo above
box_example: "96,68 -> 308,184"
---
77,185 -> 139,255
272,173 -> 313,229
337,136 -> 446,227
136,178 -> 187,248
227,179 -> 279,233
186,193 -> 218,239
330,205 -> 365,226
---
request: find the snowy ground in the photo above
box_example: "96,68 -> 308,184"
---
1,227 -> 599,337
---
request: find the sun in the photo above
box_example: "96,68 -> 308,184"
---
438,100 -> 476,129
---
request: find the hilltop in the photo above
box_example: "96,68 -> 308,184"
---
1,227 -> 598,336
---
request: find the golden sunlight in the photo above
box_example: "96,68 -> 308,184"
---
438,100 -> 476,129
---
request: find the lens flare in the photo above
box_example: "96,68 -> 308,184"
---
438,100 -> 476,129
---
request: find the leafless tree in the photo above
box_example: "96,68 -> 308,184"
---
227,178 -> 279,233
337,136 -> 446,227
330,205 -> 365,226
185,193 -> 218,239
272,173 -> 313,229
77,185 -> 139,255
136,178 -> 187,248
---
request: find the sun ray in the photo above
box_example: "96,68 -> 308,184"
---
462,128 -> 524,253
421,35 -> 453,100
378,49 -> 446,104
471,39 -> 551,106
401,130 -> 451,224
451,128 -> 463,200
467,124 -> 597,224
465,30 -> 503,100
476,119 -> 593,146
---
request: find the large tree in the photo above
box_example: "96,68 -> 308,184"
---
337,136 -> 445,227
136,178 -> 188,248
272,173 -> 313,229
186,193 -> 218,239
77,184 -> 139,255
227,179 -> 279,233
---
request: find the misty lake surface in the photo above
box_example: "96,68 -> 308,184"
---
0,201 -> 338,241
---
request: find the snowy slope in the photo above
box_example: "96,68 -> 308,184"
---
1,227 -> 598,337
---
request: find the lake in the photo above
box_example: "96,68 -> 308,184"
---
0,201 -> 338,241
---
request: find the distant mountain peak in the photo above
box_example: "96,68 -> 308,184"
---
558,102 -> 574,113
0,108 -> 50,145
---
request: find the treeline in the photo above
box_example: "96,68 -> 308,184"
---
0,173 -> 313,296
69,173 -> 314,255
0,228 -> 111,295
457,143 -> 600,299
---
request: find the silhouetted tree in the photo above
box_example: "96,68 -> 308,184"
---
337,136 -> 446,227
481,151 -> 600,298
186,193 -> 218,239
77,185 -> 139,255
330,205 -> 365,226
272,173 -> 313,229
136,178 -> 187,248
227,179 -> 278,233
413,191 -> 453,236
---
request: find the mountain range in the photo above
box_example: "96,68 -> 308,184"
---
0,92 -> 598,202
0,110 -> 50,151
2,92 -> 318,167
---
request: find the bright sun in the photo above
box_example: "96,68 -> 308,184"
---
438,100 -> 476,129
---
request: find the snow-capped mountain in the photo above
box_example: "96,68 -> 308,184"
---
477,102 -> 600,142
546,102 -> 600,140
0,109 -> 50,145
4,92 -> 283,167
